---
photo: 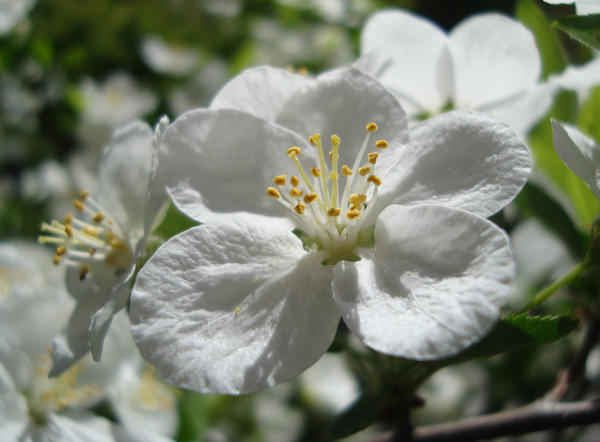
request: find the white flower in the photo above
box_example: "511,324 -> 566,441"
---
358,10 -> 556,137
551,119 -> 600,199
140,36 -> 200,76
0,245 -> 123,441
38,117 -> 168,376
543,0 -> 600,14
130,67 -> 530,394
550,56 -> 600,106
0,0 -> 34,35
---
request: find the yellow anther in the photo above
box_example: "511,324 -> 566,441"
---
63,214 -> 74,225
287,146 -> 301,157
234,306 -> 241,315
83,226 -> 99,236
349,193 -> 367,207
52,254 -> 61,265
92,212 -> 105,223
294,202 -> 306,215
375,140 -> 389,149
79,264 -> 90,281
79,190 -> 90,200
367,152 -> 379,164
327,207 -> 341,217
310,167 -> 321,177
358,166 -> 371,176
290,188 -> 303,197
267,187 -> 281,199
303,193 -> 318,203
290,176 -> 300,188
298,67 -> 308,76
64,225 -> 73,237
273,175 -> 287,186
73,200 -> 84,211
331,134 -> 341,147
329,171 -> 339,180
366,122 -> 378,132
367,175 -> 382,186
56,245 -> 67,256
346,208 -> 361,220
89,247 -> 97,256
341,165 -> 352,176
309,133 -> 321,146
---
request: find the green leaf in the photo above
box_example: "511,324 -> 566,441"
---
515,0 -> 567,77
578,86 -> 600,144
527,92 -> 600,228
554,14 -> 600,50
504,312 -> 580,342
153,202 -> 198,240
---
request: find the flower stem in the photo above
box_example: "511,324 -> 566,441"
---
518,261 -> 587,313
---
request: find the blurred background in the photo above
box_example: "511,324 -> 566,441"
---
1,0 -> 599,441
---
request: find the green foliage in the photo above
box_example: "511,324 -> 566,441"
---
153,203 -> 198,240
554,14 -> 600,50
515,0 -> 567,77
578,86 -> 600,143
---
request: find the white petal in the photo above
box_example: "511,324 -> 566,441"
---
449,13 -> 541,109
550,56 -> 600,105
210,66 -> 314,121
159,108 -> 310,223
99,120 -> 154,238
0,390 -> 27,440
551,119 -> 600,198
576,1 -> 600,14
130,215 -> 339,394
333,204 -> 514,360
479,82 -> 558,139
360,9 -> 450,115
39,412 -> 114,442
276,68 -> 408,166
377,110 -> 531,218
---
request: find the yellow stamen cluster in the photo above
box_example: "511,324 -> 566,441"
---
266,122 -> 390,251
38,190 -> 132,279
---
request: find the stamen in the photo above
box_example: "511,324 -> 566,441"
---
287,146 -> 301,158
358,166 -> 371,176
79,190 -> 90,200
56,246 -> 67,256
367,152 -> 378,164
367,175 -> 382,186
267,187 -> 281,198
290,188 -> 303,197
327,207 -> 341,217
53,255 -> 61,265
366,122 -> 378,132
294,202 -> 306,215
375,140 -> 388,149
304,193 -> 318,203
92,212 -> 105,223
73,200 -> 84,211
273,175 -> 286,186
341,165 -> 352,176
310,167 -> 321,177
346,208 -> 361,220
79,264 -> 90,281
290,176 -> 300,188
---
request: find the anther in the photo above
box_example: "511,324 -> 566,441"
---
273,175 -> 287,186
79,190 -> 90,200
358,166 -> 371,176
309,133 -> 321,146
267,187 -> 281,199
83,226 -> 99,236
375,140 -> 389,149
367,175 -> 382,186
303,193 -> 317,203
327,207 -> 341,217
349,193 -> 367,208
290,188 -> 303,197
56,245 -> 67,256
346,208 -> 361,220
331,134 -> 341,147
92,212 -> 105,223
89,247 -> 97,256
341,165 -> 352,176
73,200 -> 84,211
52,254 -> 61,265
63,214 -> 74,225
366,122 -> 378,132
310,167 -> 321,177
294,202 -> 306,215
65,225 -> 74,237
290,176 -> 300,188
79,264 -> 90,281
287,146 -> 301,158
367,152 -> 378,164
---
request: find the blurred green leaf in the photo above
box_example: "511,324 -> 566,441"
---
153,202 -> 198,240
516,0 -> 567,77
578,86 -> 600,143
554,14 -> 600,50
504,312 -> 580,341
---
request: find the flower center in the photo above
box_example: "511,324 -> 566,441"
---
267,122 -> 387,262
38,190 -> 132,281
27,349 -> 103,425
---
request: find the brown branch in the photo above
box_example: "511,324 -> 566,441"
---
409,400 -> 600,442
